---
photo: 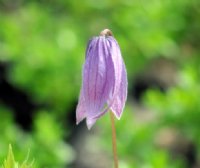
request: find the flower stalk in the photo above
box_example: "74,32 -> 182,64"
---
110,112 -> 119,168
76,28 -> 128,167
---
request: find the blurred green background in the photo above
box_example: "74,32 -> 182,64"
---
0,0 -> 200,167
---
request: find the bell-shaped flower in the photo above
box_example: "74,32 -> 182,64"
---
76,29 -> 128,129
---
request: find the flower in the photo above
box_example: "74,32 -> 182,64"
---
76,29 -> 128,129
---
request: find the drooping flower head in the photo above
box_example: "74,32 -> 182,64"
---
76,29 -> 128,129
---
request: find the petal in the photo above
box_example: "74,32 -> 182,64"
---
110,61 -> 128,119
86,117 -> 97,130
76,88 -> 86,124
83,37 -> 114,120
107,37 -> 123,97
85,38 -> 96,59
93,37 -> 123,119
76,38 -> 98,125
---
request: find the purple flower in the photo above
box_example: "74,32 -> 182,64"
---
76,29 -> 128,129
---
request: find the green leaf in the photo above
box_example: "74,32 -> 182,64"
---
2,144 -> 18,168
2,145 -> 33,168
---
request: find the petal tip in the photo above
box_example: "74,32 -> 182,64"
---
86,118 -> 97,130
111,107 -> 123,120
116,114 -> 121,120
76,112 -> 85,125
76,120 -> 80,125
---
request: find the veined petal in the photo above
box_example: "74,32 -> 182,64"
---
110,61 -> 128,119
86,117 -> 97,130
85,38 -> 96,59
76,88 -> 86,124
76,38 -> 98,125
83,37 -> 114,120
107,37 -> 123,97
93,36 -> 123,119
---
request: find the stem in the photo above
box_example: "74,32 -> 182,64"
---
110,112 -> 119,168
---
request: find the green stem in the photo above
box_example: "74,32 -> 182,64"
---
110,112 -> 119,168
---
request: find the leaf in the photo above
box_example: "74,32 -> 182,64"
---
2,144 -> 18,168
1,145 -> 33,168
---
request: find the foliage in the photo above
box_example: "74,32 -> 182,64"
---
2,145 -> 33,168
144,59 -> 200,148
0,107 -> 74,168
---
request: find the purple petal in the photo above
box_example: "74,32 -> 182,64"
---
76,88 -> 86,124
107,37 -> 123,97
86,117 -> 97,130
85,38 -> 97,59
93,37 -> 123,119
110,61 -> 128,119
83,37 -> 115,120
76,38 -> 98,125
